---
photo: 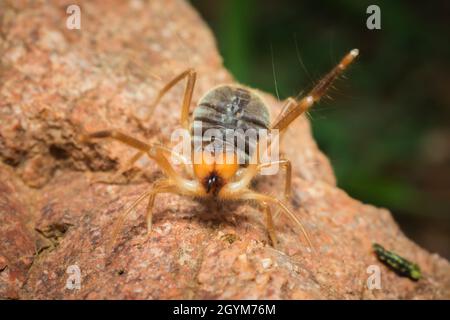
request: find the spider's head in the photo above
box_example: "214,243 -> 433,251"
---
193,151 -> 239,196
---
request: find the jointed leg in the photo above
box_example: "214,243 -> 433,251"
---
81,130 -> 151,151
107,179 -> 177,250
145,180 -> 177,235
262,202 -> 277,246
257,159 -> 292,202
83,133 -> 205,250
91,147 -> 192,185
91,150 -> 145,185
222,157 -> 291,203
271,49 -> 359,133
108,189 -> 152,251
82,130 -> 196,185
144,68 -> 197,130
271,97 -> 296,139
257,159 -> 292,221
241,190 -> 314,251
221,180 -> 313,250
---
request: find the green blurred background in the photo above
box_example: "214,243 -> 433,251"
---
190,0 -> 450,258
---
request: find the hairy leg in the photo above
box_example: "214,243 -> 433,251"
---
90,147 -> 192,185
257,159 -> 292,221
107,179 -> 176,249
257,159 -> 292,202
262,202 -> 277,246
220,157 -> 291,204
90,150 -> 145,185
220,156 -> 312,249
271,97 -> 296,140
271,49 -> 359,133
241,190 -> 313,251
83,133 -> 207,251
144,180 -> 178,235
82,130 -> 197,186
143,68 -> 196,130
108,188 -> 152,251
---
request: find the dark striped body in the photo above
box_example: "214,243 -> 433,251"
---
373,243 -> 421,281
191,85 -> 270,165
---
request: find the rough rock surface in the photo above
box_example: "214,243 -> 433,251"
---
0,0 -> 449,299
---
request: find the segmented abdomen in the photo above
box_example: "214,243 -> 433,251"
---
191,85 -> 270,164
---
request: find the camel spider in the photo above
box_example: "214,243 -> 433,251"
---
82,49 -> 359,249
